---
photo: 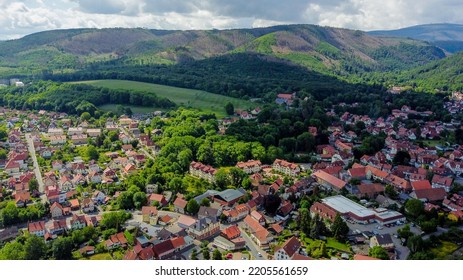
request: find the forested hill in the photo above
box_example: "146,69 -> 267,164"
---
390,51 -> 463,91
0,24 -> 446,79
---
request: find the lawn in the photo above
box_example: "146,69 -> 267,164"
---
98,104 -> 165,114
74,79 -> 256,118
431,241 -> 459,259
73,252 -> 113,260
326,237 -> 351,252
88,253 -> 113,260
423,140 -> 446,147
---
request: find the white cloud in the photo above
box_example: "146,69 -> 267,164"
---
0,0 -> 462,39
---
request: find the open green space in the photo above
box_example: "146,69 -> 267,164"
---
326,237 -> 351,252
431,241 -> 459,259
74,80 -> 256,118
98,104 -> 164,114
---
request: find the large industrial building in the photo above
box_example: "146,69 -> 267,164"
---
311,195 -> 405,225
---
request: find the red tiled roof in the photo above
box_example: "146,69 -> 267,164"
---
354,254 -> 380,260
310,202 -> 337,222
312,170 -> 346,190
276,236 -> 301,258
221,225 -> 241,240
413,188 -> 447,202
411,180 -> 432,191
173,197 -> 188,209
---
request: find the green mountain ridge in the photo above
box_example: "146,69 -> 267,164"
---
0,24 -> 446,79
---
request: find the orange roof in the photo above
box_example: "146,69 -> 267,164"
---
277,236 -> 301,258
366,166 -> 389,179
222,225 -> 241,240
354,254 -> 380,260
312,170 -> 346,190
141,206 -> 158,216
411,180 -> 432,191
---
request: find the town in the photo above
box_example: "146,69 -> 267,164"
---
1,87 -> 463,261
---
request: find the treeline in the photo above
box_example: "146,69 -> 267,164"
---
0,81 -> 175,115
47,53 -> 372,101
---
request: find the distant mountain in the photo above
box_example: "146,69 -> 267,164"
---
0,24 -> 446,79
369,23 -> 463,53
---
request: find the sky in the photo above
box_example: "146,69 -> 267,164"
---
0,0 -> 462,40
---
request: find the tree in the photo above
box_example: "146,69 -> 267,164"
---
191,248 -> 198,260
368,246 -> 389,260
298,208 -> 311,235
52,237 -> 74,260
101,211 -> 130,231
24,234 -> 47,260
28,178 -> 39,194
405,199 -> 424,218
200,198 -> 210,207
225,102 -> 234,115
407,235 -> 425,254
385,185 -> 398,199
133,191 -> 147,209
214,168 -> 229,189
279,137 -> 296,153
202,248 -> 210,260
296,132 -> 315,152
397,224 -> 413,241
420,219 -> 437,233
228,167 -> 247,187
331,214 -> 349,241
393,150 -> 411,165
80,112 -> 91,121
186,199 -> 200,215
86,145 -> 99,161
306,240 -> 327,258
212,249 -> 222,260
0,240 -> 25,260
263,194 -> 281,215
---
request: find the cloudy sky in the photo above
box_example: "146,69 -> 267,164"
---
0,0 -> 462,39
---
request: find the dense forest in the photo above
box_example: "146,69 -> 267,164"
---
0,81 -> 175,116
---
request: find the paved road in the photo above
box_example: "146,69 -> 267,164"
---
25,133 -> 46,203
120,127 -> 155,161
238,222 -> 268,260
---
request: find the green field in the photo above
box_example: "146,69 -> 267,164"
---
98,104 -> 165,114
326,237 -> 351,252
74,79 -> 256,118
431,241 -> 459,259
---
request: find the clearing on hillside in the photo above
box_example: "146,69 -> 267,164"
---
74,80 -> 256,118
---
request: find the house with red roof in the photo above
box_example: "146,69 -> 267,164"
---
312,170 -> 346,192
310,202 -> 337,222
28,221 -> 45,237
236,160 -> 262,174
173,196 -> 188,214
431,175 -> 453,192
411,180 -> 432,191
242,215 -> 273,249
189,161 -> 217,183
221,225 -> 241,240
141,206 -> 158,225
410,188 -> 447,203
273,159 -> 300,176
148,193 -> 168,207
105,232 -> 128,250
274,236 -> 302,260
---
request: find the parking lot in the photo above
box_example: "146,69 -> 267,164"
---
347,221 -> 423,260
